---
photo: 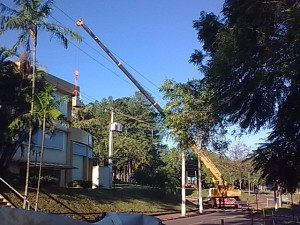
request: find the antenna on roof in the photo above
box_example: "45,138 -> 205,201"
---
72,69 -> 81,107
73,69 -> 79,96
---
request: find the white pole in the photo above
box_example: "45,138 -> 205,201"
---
248,172 -> 251,196
198,151 -> 203,213
181,149 -> 186,216
108,109 -> 114,188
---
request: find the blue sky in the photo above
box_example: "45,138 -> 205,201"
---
1,0 -> 223,104
0,0 -> 267,148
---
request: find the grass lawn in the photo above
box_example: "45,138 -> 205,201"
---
3,182 -> 300,223
1,182 -> 198,221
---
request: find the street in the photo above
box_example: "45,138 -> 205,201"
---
162,209 -> 266,225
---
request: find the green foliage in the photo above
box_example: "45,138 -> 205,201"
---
40,175 -> 59,185
192,0 -> 300,133
0,0 -> 82,53
0,48 -> 47,173
72,92 -> 165,180
160,79 -> 229,153
130,147 -> 181,194
0,48 -> 29,173
131,164 -> 179,195
0,46 -> 68,179
191,0 -> 300,193
3,183 -> 196,218
9,84 -> 68,132
30,175 -> 59,186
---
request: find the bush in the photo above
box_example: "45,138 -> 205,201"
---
132,166 -> 179,195
40,175 -> 59,186
29,175 -> 59,186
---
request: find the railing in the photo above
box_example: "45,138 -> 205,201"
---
0,176 -> 30,210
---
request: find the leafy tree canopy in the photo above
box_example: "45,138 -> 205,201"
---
72,92 -> 163,170
191,0 -> 300,193
191,0 -> 299,133
160,79 -> 229,154
0,48 -> 55,174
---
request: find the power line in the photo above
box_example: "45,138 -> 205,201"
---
52,4 -> 164,104
106,108 -> 156,128
54,4 -> 160,89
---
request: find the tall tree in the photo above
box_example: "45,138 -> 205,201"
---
0,0 -> 82,208
0,48 -> 31,175
160,79 -> 228,153
160,79 -> 229,213
191,1 -> 300,193
32,85 -> 67,211
0,48 -> 46,173
9,84 -> 68,210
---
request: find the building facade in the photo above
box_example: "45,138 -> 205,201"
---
10,74 -> 93,187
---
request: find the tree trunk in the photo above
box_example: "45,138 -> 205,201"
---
274,189 -> 278,210
35,114 -> 46,211
23,29 -> 37,209
278,187 -> 282,208
128,159 -> 132,182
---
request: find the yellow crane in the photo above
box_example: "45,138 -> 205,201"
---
76,19 -> 241,207
188,141 -> 241,201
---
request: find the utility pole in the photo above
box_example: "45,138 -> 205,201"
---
107,109 -> 114,189
198,150 -> 203,213
106,108 -> 123,189
108,109 -> 114,166
181,149 -> 186,216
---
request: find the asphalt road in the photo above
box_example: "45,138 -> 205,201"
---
162,209 -> 266,225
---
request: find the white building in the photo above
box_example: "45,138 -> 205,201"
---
10,74 -> 93,187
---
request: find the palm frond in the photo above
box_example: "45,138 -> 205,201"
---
43,23 -> 82,47
10,31 -> 30,53
38,0 -> 54,18
14,0 -> 33,12
9,112 -> 32,130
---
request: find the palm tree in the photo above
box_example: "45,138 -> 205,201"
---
9,84 -> 68,210
33,85 -> 68,211
0,0 -> 82,209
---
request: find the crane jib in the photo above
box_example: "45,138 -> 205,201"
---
76,19 -> 164,115
76,19 -> 242,202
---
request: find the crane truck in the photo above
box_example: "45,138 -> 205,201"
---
75,19 -> 241,208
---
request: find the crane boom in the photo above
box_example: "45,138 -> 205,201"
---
76,19 -> 164,114
188,140 -> 223,183
75,19 -> 239,198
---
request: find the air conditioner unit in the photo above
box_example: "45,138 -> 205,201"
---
110,122 -> 123,132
